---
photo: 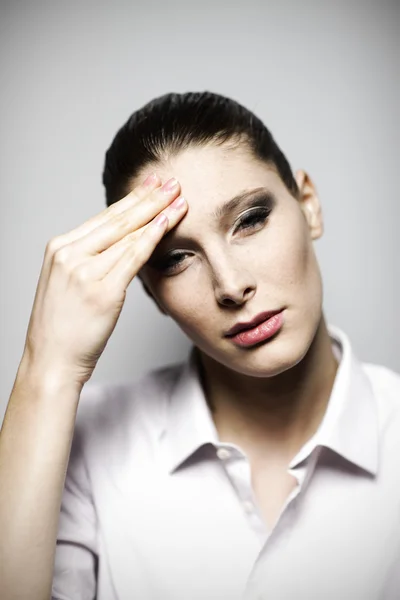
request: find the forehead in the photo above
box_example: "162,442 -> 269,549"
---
141,144 -> 284,219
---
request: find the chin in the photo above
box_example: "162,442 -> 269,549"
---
227,343 -> 306,378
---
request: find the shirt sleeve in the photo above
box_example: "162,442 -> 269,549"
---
377,498 -> 400,600
51,392 -> 98,600
381,534 -> 400,600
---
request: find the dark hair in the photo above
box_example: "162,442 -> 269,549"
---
102,91 -> 299,207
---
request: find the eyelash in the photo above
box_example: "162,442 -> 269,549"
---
154,206 -> 271,274
236,206 -> 270,232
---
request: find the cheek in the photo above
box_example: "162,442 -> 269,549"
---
265,213 -> 318,289
149,210 -> 321,323
158,281 -> 212,331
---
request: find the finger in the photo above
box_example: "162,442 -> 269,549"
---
79,196 -> 188,282
55,172 -> 163,248
38,173 -> 163,288
104,198 -> 189,290
69,179 -> 182,257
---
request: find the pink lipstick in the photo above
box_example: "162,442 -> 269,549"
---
225,310 -> 284,348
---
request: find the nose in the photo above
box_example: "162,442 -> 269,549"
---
211,251 -> 256,307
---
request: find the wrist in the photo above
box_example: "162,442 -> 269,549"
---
16,352 -> 84,397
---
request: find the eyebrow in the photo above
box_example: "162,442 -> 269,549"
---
158,186 -> 273,247
211,187 -> 271,220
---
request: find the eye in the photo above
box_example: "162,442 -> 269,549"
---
149,205 -> 272,274
150,251 -> 189,274
234,207 -> 271,233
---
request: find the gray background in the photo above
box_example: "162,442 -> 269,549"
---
1,0 -> 399,423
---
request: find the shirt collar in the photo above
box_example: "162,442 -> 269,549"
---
161,345 -> 219,473
161,325 -> 379,476
291,324 -> 379,475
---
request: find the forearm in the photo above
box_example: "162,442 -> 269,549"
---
0,355 -> 82,600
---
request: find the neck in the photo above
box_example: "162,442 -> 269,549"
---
197,316 -> 339,463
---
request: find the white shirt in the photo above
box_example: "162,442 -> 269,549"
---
52,325 -> 400,600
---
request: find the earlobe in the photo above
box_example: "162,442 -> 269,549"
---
294,169 -> 324,240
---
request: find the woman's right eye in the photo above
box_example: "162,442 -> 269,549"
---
151,251 -> 189,274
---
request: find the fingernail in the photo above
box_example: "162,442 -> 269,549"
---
143,172 -> 158,186
170,196 -> 186,210
162,177 -> 178,192
154,213 -> 168,226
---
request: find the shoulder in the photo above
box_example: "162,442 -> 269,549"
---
362,360 -> 400,435
73,361 -> 185,445
362,361 -> 400,402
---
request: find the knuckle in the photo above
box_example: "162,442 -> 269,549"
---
45,236 -> 64,257
53,246 -> 71,267
71,264 -> 90,286
121,229 -> 139,246
111,211 -> 130,230
128,186 -> 144,201
153,187 -> 168,202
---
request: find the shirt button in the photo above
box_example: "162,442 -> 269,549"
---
216,447 -> 231,460
243,500 -> 254,514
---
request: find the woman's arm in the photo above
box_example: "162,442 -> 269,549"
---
0,172 -> 187,599
0,355 -> 82,600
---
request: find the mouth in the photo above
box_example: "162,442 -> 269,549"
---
224,309 -> 283,338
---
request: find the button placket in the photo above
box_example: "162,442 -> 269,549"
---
215,445 -> 267,538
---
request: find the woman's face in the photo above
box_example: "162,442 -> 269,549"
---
137,143 -> 324,378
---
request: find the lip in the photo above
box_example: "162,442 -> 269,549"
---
226,310 -> 285,348
225,309 -> 283,337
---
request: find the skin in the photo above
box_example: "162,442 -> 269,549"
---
134,142 -> 338,467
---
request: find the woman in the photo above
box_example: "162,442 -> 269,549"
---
1,91 -> 399,600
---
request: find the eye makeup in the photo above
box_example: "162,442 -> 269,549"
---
232,205 -> 271,234
230,192 -> 275,233
147,191 -> 276,275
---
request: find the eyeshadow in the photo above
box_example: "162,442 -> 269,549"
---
212,187 -> 275,221
153,188 -> 276,252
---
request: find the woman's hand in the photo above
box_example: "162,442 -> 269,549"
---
22,173 -> 186,390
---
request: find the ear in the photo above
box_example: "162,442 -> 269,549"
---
139,278 -> 169,316
294,170 -> 324,240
